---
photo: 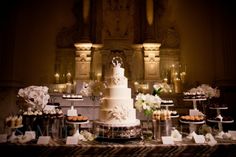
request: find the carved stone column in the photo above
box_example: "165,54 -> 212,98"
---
159,48 -> 180,79
143,43 -> 161,81
91,44 -> 103,80
132,44 -> 144,81
74,43 -> 92,80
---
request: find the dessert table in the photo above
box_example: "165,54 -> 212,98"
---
0,139 -> 236,157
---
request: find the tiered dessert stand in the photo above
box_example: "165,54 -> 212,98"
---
207,105 -> 234,136
62,95 -> 84,108
66,120 -> 89,137
181,95 -> 206,139
63,95 -> 88,137
160,101 -> 179,118
179,119 -> 205,139
183,97 -> 207,111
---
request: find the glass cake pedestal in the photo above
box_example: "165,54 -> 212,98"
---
93,120 -> 142,142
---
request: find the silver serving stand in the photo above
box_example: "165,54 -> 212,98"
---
207,106 -> 234,137
183,98 -> 207,110
66,120 -> 89,137
179,120 -> 205,139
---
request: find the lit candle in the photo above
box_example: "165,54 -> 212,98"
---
66,83 -> 72,94
96,73 -> 102,81
180,72 -> 186,84
54,73 -> 60,84
142,83 -> 149,94
174,78 -> 182,93
163,78 -> 168,83
134,81 -> 139,92
66,72 -> 72,83
170,64 -> 176,84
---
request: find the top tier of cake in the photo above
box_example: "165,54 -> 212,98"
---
111,66 -> 125,77
106,59 -> 127,88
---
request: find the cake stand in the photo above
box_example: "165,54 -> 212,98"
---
8,125 -> 24,142
161,103 -> 174,111
62,97 -> 84,107
160,103 -> 179,118
179,120 -> 205,139
66,120 -> 89,137
63,96 -> 83,116
183,98 -> 206,110
207,106 -> 234,137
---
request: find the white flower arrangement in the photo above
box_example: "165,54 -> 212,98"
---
153,82 -> 172,94
17,86 -> 50,110
80,80 -> 106,100
135,93 -> 162,116
189,84 -> 220,98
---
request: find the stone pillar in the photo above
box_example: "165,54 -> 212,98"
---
91,44 -> 103,80
132,44 -> 144,81
159,48 -> 180,80
74,43 -> 92,80
143,43 -> 161,81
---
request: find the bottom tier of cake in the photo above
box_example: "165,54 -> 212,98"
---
93,120 -> 142,140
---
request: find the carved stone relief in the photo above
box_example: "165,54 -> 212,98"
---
102,0 -> 134,41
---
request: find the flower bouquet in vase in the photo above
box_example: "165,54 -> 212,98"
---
135,93 -> 162,139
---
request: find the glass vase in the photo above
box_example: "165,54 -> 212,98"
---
142,115 -> 153,140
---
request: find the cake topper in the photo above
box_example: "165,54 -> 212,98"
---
112,56 -> 123,67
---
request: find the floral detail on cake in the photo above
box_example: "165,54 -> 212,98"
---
107,105 -> 129,121
17,86 -> 50,111
109,77 -> 126,86
135,93 -> 162,116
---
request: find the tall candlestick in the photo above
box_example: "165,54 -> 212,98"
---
54,73 -> 60,84
134,81 -> 139,93
163,78 -> 168,83
66,72 -> 72,83
170,64 -> 176,84
96,73 -> 102,81
66,83 -> 72,93
174,78 -> 182,93
180,72 -> 186,84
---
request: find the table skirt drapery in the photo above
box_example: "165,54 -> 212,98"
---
0,139 -> 236,157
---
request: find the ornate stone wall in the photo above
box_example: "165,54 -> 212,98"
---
55,0 -> 180,83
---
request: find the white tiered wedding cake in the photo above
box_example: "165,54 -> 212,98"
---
94,57 -> 141,139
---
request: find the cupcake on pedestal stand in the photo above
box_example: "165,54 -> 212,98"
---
207,104 -> 234,139
63,95 -> 89,137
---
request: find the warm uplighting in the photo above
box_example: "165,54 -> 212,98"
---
146,0 -> 154,25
